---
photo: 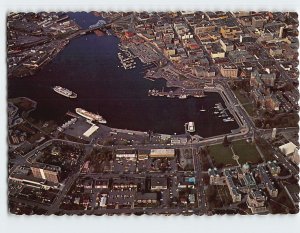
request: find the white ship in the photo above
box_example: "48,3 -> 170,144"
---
223,117 -> 234,122
178,94 -> 187,99
53,86 -> 77,98
186,122 -> 195,133
75,108 -> 107,124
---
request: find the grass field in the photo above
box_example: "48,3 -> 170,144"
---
233,90 -> 249,105
232,140 -> 263,164
209,143 -> 235,168
209,140 -> 262,168
233,90 -> 256,117
243,103 -> 256,117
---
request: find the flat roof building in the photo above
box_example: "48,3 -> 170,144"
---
135,192 -> 158,205
83,125 -> 99,137
115,149 -> 137,160
279,142 -> 298,156
31,163 -> 61,183
149,149 -> 175,158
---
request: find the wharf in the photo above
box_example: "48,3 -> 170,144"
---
148,88 -> 205,99
66,111 -> 79,118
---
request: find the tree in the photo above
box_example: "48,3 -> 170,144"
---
223,135 -> 230,147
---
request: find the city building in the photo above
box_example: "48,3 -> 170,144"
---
292,148 -> 299,165
279,142 -> 299,164
257,166 -> 278,198
279,142 -> 298,156
193,66 -> 216,78
173,22 -> 193,40
112,179 -> 138,190
224,170 -> 242,202
220,26 -> 242,39
209,43 -> 225,59
94,179 -> 109,189
251,69 -> 276,87
115,149 -> 137,160
178,177 -> 196,189
252,16 -> 266,28
149,149 -> 175,158
30,163 -> 61,183
137,149 -> 150,160
164,44 -> 176,57
239,17 -> 252,27
170,135 -> 188,145
135,192 -> 158,205
242,173 -> 257,189
267,161 -> 281,176
246,190 -> 268,214
193,21 -> 216,34
208,168 -> 225,185
205,11 -> 228,21
220,64 -> 238,78
219,38 -> 234,52
239,34 -> 256,43
9,165 -> 54,190
107,190 -> 135,208
228,50 -> 252,63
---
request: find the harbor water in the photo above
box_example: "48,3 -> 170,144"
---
7,12 -> 238,137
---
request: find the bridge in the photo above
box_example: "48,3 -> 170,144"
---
65,14 -> 135,40
88,19 -> 107,30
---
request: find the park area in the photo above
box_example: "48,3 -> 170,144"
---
208,140 -> 263,168
233,90 -> 256,117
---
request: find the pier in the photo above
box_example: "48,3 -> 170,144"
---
66,111 -> 79,118
148,88 -> 205,99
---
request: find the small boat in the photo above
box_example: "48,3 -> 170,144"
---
223,117 -> 234,122
200,106 -> 206,112
178,94 -> 187,99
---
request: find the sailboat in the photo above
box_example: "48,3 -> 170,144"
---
200,106 -> 206,112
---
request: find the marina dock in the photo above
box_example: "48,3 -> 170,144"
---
148,88 -> 205,99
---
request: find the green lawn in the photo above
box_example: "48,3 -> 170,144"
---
231,140 -> 262,164
209,140 -> 262,168
243,103 -> 256,117
233,90 -> 249,105
209,143 -> 236,168
233,90 -> 256,117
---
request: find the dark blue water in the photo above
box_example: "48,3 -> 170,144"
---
7,12 -> 238,137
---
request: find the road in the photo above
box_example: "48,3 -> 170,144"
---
193,149 -> 207,213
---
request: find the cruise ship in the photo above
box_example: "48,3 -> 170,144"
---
53,86 -> 77,98
75,108 -> 107,124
